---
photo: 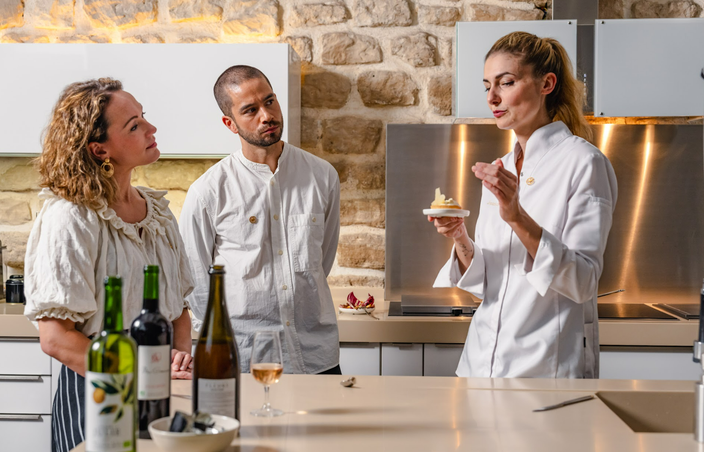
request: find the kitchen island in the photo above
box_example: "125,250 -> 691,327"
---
70,374 -> 700,452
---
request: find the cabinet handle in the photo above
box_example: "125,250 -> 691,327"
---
433,343 -> 465,348
0,414 -> 43,421
341,342 -> 379,348
0,337 -> 40,342
389,343 -> 417,349
0,375 -> 43,382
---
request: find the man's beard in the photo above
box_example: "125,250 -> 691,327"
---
237,120 -> 284,148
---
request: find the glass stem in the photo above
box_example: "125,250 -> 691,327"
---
263,385 -> 271,411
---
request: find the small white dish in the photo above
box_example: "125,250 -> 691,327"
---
338,306 -> 375,315
423,208 -> 470,218
148,414 -> 239,452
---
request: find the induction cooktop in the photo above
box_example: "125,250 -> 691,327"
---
597,303 -> 678,320
652,303 -> 700,320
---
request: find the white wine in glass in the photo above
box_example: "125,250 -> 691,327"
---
250,331 -> 284,417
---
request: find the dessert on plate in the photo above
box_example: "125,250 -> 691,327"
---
430,188 -> 462,210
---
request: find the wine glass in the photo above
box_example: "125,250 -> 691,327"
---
250,331 -> 284,417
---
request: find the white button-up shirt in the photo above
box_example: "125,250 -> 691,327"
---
435,122 -> 617,378
180,143 -> 340,374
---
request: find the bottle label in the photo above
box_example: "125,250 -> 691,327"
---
85,371 -> 135,452
137,344 -> 170,400
197,378 -> 236,417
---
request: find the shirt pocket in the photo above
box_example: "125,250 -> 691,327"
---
288,213 -> 324,272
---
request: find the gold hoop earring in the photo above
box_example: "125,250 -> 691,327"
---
100,158 -> 114,178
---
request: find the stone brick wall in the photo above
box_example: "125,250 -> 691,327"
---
0,0 -> 702,286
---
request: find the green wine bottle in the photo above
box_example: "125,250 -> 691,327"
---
86,276 -> 137,452
193,265 -> 241,421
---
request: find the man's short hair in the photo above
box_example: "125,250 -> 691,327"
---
213,65 -> 273,117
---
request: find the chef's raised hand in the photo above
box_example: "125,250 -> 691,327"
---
171,348 -> 194,380
472,159 -> 542,259
472,159 -> 522,224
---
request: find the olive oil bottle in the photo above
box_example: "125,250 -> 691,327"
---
86,276 -> 137,452
193,265 -> 241,421
130,265 -> 172,439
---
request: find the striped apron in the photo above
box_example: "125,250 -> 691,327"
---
52,365 -> 85,452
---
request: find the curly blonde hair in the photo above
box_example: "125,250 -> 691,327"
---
36,78 -> 123,209
487,32 -> 592,142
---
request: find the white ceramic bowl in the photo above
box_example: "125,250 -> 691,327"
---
148,414 -> 239,452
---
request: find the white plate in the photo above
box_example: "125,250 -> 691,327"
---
423,208 -> 470,218
338,306 -> 375,315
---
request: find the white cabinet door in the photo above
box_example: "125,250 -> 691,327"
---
456,20 -> 577,118
339,343 -> 380,376
600,348 -> 701,380
0,414 -> 52,452
381,344 -> 423,376
594,18 -> 704,117
0,43 -> 300,157
0,339 -> 51,375
423,344 -> 464,377
0,375 -> 53,414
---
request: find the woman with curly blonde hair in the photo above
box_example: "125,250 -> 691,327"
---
430,32 -> 617,379
24,78 -> 195,452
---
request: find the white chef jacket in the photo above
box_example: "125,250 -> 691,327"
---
180,143 -> 340,374
434,121 -> 617,378
24,187 -> 194,338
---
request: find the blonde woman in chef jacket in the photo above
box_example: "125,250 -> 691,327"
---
23,78 -> 195,452
430,32 -> 617,379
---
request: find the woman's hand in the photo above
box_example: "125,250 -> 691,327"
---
427,215 -> 474,273
472,159 -> 542,259
472,159 -> 523,224
171,349 -> 193,380
427,215 -> 468,240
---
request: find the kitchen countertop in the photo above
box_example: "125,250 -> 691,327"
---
71,374 -> 702,452
1,287 -> 698,347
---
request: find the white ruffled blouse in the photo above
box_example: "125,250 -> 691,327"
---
24,187 -> 194,338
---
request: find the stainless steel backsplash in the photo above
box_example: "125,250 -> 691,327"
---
385,124 -> 704,305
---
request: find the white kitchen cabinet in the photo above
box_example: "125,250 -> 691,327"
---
0,43 -> 300,157
456,20 -> 577,118
0,339 -> 51,375
423,344 -> 464,377
381,343 -> 423,376
0,414 -> 52,452
339,342 -> 381,376
600,347 -> 701,380
594,18 -> 704,117
0,338 -> 54,452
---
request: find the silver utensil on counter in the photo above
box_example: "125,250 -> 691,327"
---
340,377 -> 356,388
533,395 -> 595,412
597,289 -> 625,298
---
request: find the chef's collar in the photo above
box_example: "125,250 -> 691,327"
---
236,142 -> 289,174
516,121 -> 571,174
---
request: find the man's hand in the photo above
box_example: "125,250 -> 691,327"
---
171,349 -> 194,380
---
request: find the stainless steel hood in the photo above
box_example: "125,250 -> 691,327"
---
385,124 -> 704,307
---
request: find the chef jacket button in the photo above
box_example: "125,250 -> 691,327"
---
526,177 -> 535,186
286,321 -> 290,326
278,249 -> 284,255
274,214 -> 279,221
282,284 -> 288,290
270,180 -> 275,186
312,217 -> 317,223
249,216 -> 257,224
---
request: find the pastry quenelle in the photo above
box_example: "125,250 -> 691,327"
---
430,188 -> 462,210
